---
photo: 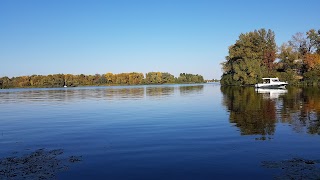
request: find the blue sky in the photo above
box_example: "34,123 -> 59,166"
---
1,0 -> 319,79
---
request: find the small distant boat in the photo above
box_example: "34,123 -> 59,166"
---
64,85 -> 67,88
255,77 -> 288,89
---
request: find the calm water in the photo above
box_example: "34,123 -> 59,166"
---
0,84 -> 320,179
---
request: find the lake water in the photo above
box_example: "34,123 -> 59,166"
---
0,84 -> 320,179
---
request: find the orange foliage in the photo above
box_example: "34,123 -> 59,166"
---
304,53 -> 320,70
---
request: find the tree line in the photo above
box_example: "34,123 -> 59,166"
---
0,72 -> 204,89
221,28 -> 320,86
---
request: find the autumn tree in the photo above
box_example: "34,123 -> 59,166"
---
281,29 -> 320,84
161,72 -> 175,83
0,77 -> 12,88
115,73 -> 129,84
104,73 -> 114,84
128,72 -> 144,85
145,72 -> 162,84
262,29 -> 277,72
304,53 -> 320,70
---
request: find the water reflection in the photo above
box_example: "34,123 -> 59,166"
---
281,87 -> 320,135
256,88 -> 287,99
221,87 -> 277,137
221,86 -> 320,136
146,86 -> 174,98
105,87 -> 145,100
0,85 -> 204,104
179,85 -> 204,95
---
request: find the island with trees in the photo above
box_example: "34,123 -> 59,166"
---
0,72 -> 205,89
221,28 -> 320,86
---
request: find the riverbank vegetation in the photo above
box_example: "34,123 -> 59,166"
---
221,28 -> 320,86
0,72 -> 204,89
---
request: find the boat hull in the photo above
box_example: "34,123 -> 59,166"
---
255,83 -> 287,89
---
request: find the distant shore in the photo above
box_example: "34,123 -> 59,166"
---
0,72 -> 206,89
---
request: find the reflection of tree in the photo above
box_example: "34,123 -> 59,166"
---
221,86 -> 320,136
0,86 -> 179,103
221,86 -> 276,136
146,86 -> 174,97
0,87 -> 146,104
281,87 -> 320,135
308,119 -> 320,135
179,85 -> 204,95
105,87 -> 144,100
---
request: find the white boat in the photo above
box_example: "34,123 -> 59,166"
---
255,77 -> 288,89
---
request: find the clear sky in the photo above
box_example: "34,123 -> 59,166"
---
1,0 -> 319,79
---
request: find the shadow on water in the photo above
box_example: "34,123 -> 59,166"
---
0,149 -> 81,179
262,158 -> 320,179
220,86 -> 320,137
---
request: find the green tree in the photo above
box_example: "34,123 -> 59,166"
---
278,43 -> 300,71
221,29 -> 277,85
177,73 -> 187,83
98,75 -> 106,84
306,29 -> 320,54
176,73 -> 204,83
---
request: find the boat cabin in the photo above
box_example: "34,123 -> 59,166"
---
262,78 -> 280,84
